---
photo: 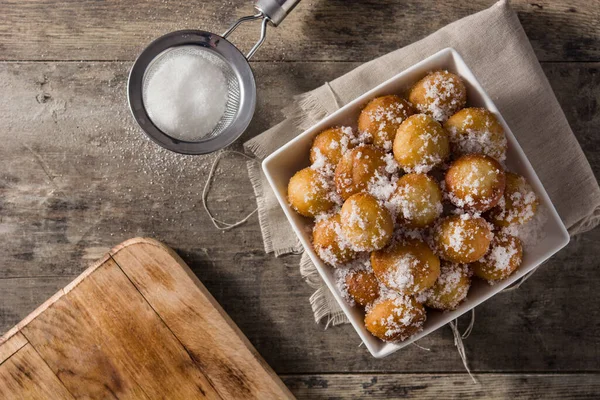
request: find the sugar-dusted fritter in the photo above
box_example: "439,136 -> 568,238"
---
365,294 -> 426,342
444,107 -> 507,162
445,153 -> 506,212
472,234 -> 523,282
423,262 -> 471,311
371,238 -> 440,295
358,95 -> 415,151
487,172 -> 538,227
408,70 -> 467,122
391,173 -> 443,228
335,145 -> 388,201
340,193 -> 394,252
313,213 -> 356,266
393,114 -> 450,173
310,126 -> 356,166
433,214 -> 493,263
344,269 -> 380,307
287,167 -> 335,217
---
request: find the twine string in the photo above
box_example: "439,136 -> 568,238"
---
449,309 -> 478,384
202,150 -> 259,230
411,341 -> 431,351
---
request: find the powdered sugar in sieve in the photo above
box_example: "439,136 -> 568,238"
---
142,46 -> 240,142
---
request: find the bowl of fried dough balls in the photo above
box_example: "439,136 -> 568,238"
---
263,48 -> 569,357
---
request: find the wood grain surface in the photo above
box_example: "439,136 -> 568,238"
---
0,332 -> 27,365
0,0 -> 599,398
0,238 -> 293,399
0,0 -> 598,62
0,344 -> 75,400
281,374 -> 600,399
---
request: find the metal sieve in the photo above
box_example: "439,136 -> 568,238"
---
128,0 -> 300,155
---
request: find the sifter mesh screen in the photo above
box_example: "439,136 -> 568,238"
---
142,45 -> 241,142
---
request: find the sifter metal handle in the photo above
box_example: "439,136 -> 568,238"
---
254,0 -> 301,26
223,0 -> 300,60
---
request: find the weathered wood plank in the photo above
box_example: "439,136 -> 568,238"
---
0,1 -> 598,62
0,332 -> 27,364
21,258 -> 220,399
0,344 -> 74,399
0,62 -> 599,374
282,373 -> 600,399
543,63 -> 600,176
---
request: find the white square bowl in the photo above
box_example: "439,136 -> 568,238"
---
262,48 -> 570,358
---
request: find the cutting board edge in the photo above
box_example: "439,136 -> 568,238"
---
109,237 -> 179,260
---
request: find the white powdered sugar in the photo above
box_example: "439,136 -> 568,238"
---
383,153 -> 399,174
486,241 -> 518,272
447,223 -> 466,252
334,267 -> 355,305
501,205 -> 548,249
346,199 -> 368,231
143,47 -> 228,141
310,147 -> 329,171
310,148 -> 343,206
367,172 -> 400,217
447,125 -> 507,163
369,103 -> 407,127
392,181 -> 444,225
494,184 -> 538,226
422,263 -> 470,310
394,225 -> 428,243
385,253 -> 418,292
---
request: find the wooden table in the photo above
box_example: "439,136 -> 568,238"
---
1,1 -> 599,398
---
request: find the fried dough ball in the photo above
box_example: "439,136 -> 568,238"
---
371,239 -> 440,295
445,154 -> 506,212
472,234 -> 523,282
358,95 -> 415,151
408,70 -> 467,122
313,214 -> 356,266
335,145 -> 387,200
487,172 -> 539,227
433,215 -> 493,263
424,262 -> 471,311
365,294 -> 426,342
310,126 -> 355,166
344,269 -> 380,307
340,193 -> 394,252
288,167 -> 335,217
391,173 -> 443,228
444,107 -> 507,162
393,114 -> 450,173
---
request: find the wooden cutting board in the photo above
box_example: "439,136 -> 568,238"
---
0,238 -> 294,399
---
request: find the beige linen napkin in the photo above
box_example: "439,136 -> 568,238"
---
244,0 -> 600,324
